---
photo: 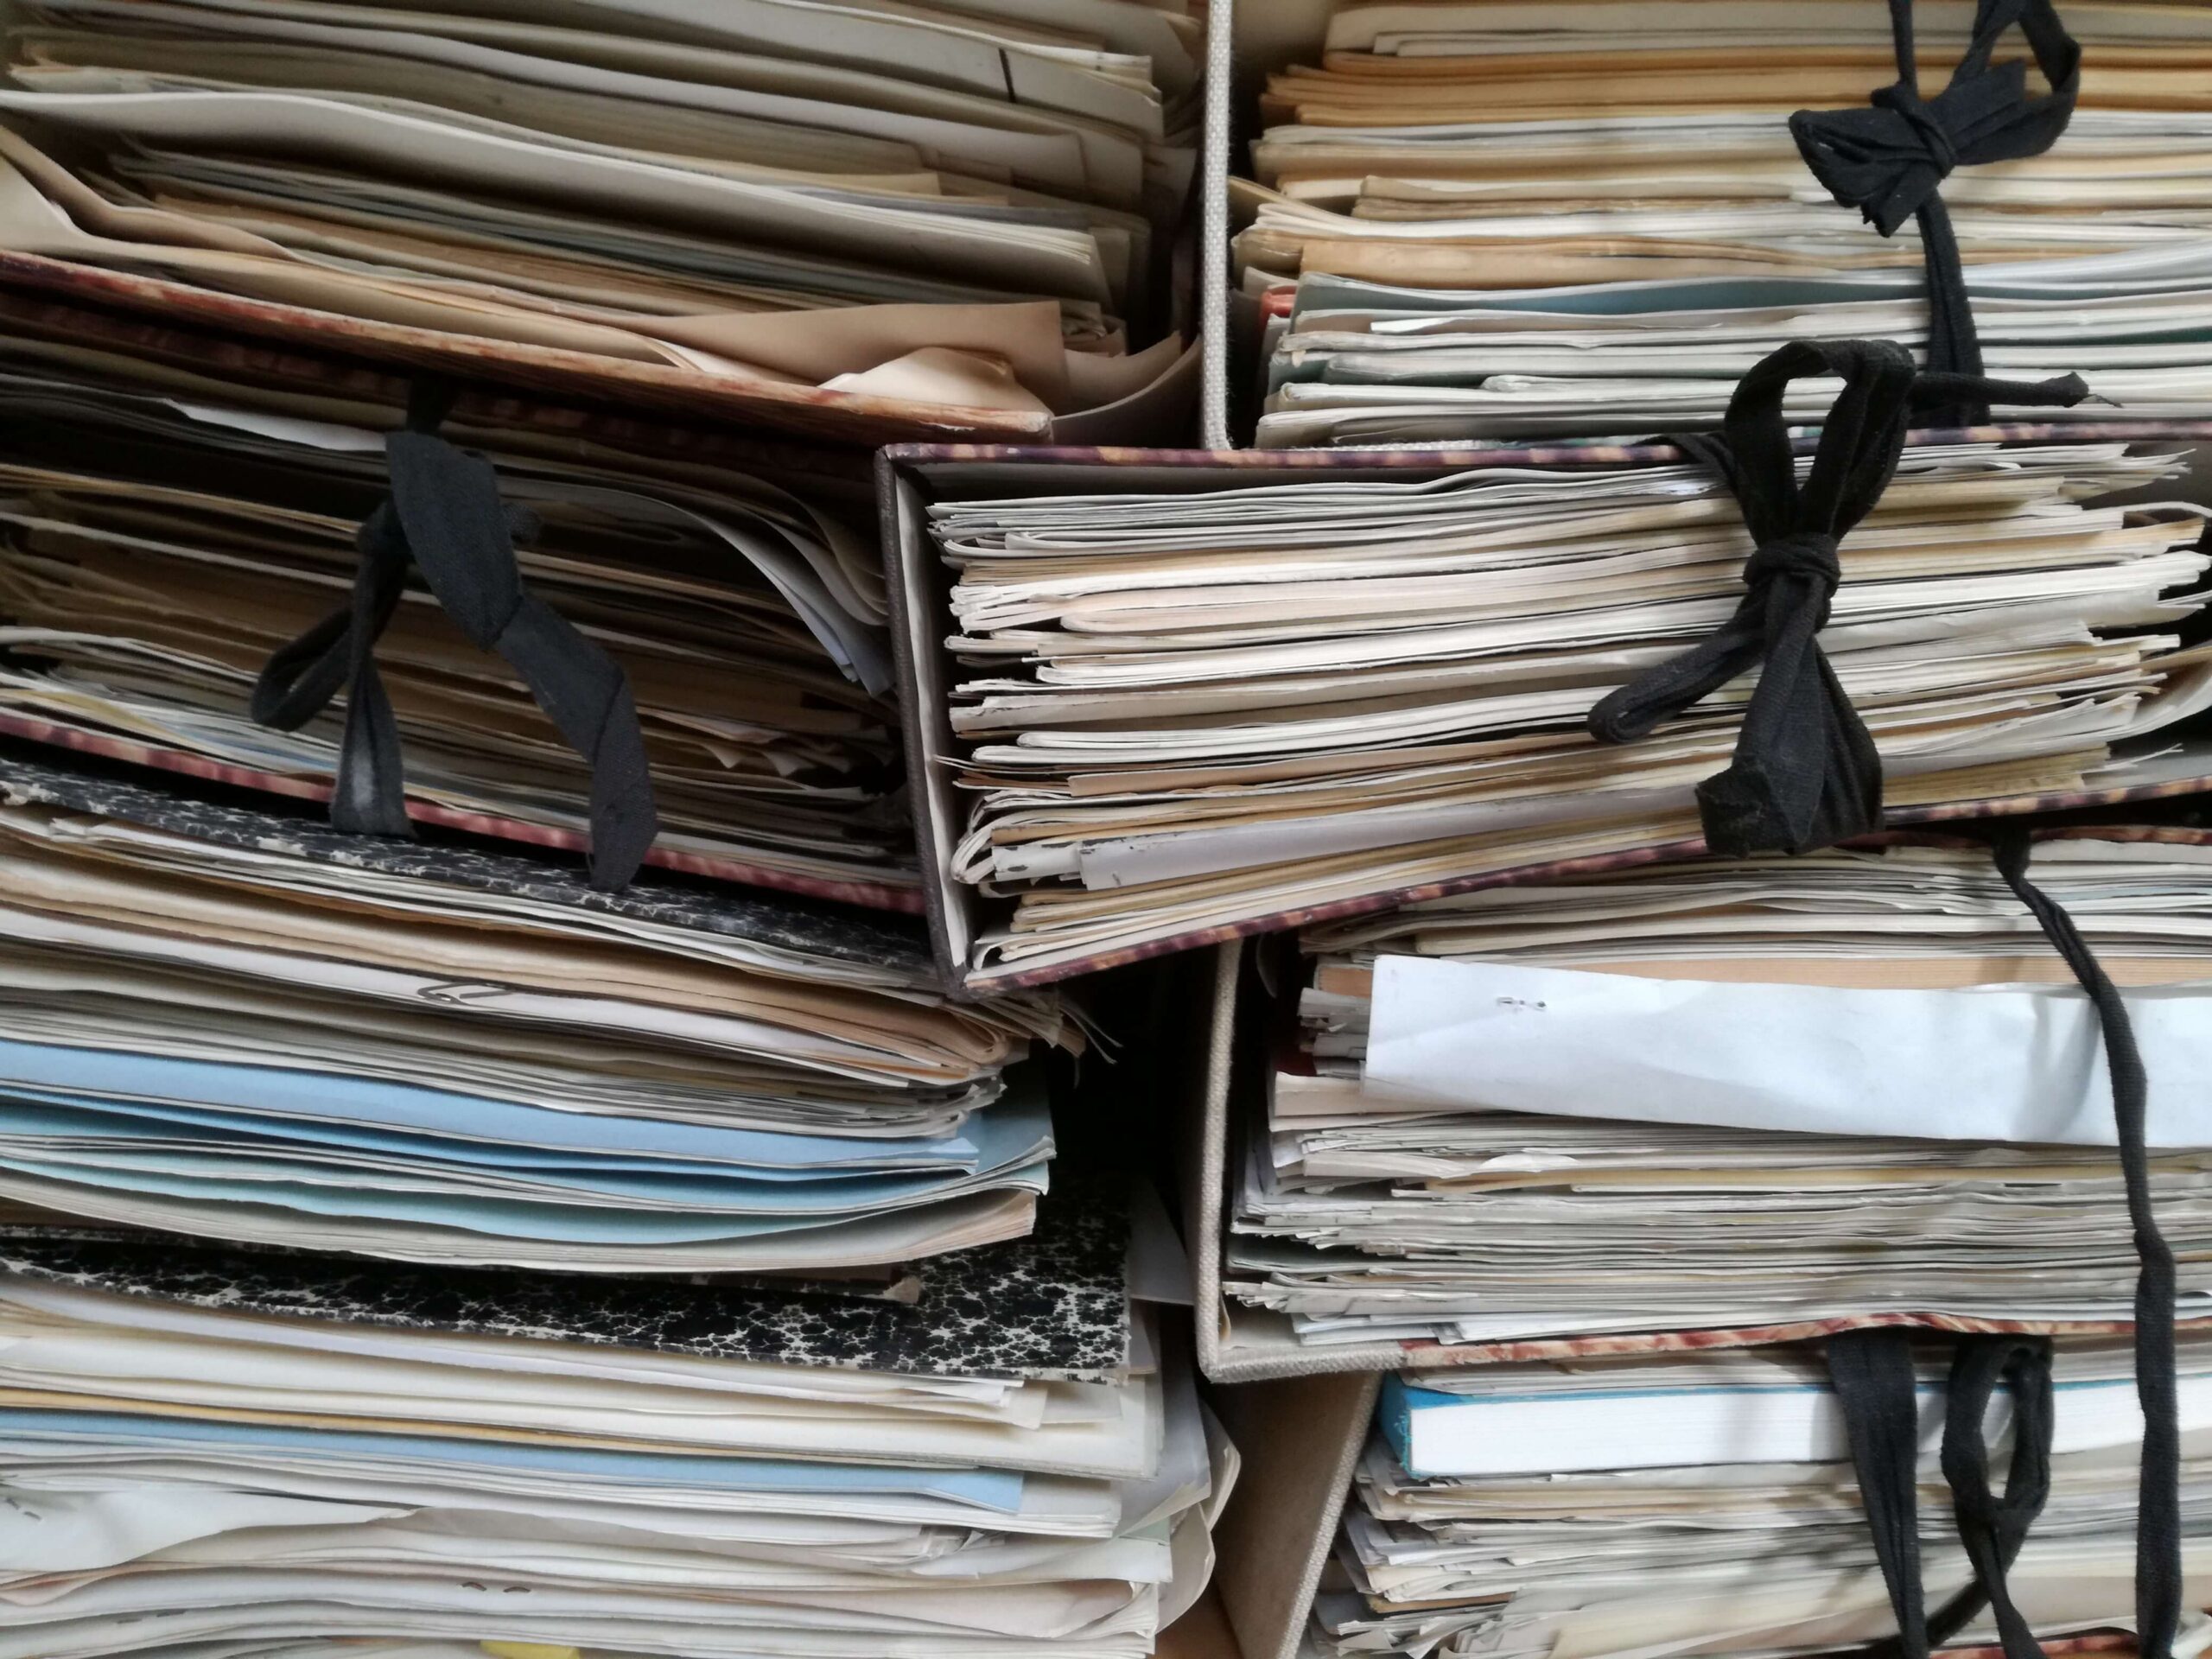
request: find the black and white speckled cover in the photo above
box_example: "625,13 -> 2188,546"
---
0,750 -> 931,973
0,1185 -> 1130,1380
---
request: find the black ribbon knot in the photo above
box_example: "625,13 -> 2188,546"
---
1586,339 -> 2088,860
251,379 -> 659,892
1790,0 -> 2082,425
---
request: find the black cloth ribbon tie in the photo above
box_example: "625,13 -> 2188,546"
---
1585,338 -> 2088,859
1827,829 -> 2180,1659
1738,530 -> 1842,613
1790,0 -> 2082,424
251,380 -> 659,892
1827,1329 -> 2055,1659
1992,830 -> 2182,1659
1878,85 -> 1961,183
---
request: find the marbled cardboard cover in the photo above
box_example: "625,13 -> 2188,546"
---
1397,1310 -> 2212,1372
0,1185 -> 1131,1380
882,425 -> 2212,471
0,750 -> 933,971
0,711 -> 925,913
0,251 -> 1052,445
0,281 -> 886,493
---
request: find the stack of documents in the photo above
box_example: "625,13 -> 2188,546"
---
1228,835 -> 2212,1350
1239,2 -> 2212,444
921,441 -> 2212,982
0,0 -> 1201,430
0,752 -> 1071,1273
0,1183 -> 1234,1659
0,308 -> 918,905
1313,1340 -> 2212,1659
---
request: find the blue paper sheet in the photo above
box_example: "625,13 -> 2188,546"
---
0,1108 -> 1051,1212
0,1037 -> 978,1169
0,1151 -> 1052,1240
0,1408 -> 1024,1509
0,1089 -> 1052,1198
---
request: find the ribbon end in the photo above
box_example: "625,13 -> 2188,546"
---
585,794 -> 659,893
584,696 -> 660,893
327,789 -> 418,843
1695,760 -> 1885,858
1586,692 -> 1654,747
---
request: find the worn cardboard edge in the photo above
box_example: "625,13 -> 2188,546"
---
1210,1368 -> 1381,1659
1201,0 -> 1236,449
1189,936 -> 1440,1385
874,450 -> 976,995
1185,942 -> 1240,1377
954,766 -> 2212,996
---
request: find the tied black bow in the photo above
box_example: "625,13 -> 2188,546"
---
1585,339 -> 2088,859
251,380 -> 659,893
1791,0 -> 2082,426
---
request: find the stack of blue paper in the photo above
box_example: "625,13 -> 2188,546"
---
0,756 -> 1067,1273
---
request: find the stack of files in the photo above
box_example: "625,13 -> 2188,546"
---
917,439 -> 2212,984
0,1182 -> 1238,1659
1313,1340 -> 2212,1659
0,289 -> 918,906
1227,833 -> 2212,1350
1238,1 -> 2212,445
0,751 -> 1071,1273
0,0 -> 1204,434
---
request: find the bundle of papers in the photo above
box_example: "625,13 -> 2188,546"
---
1228,835 -> 2212,1351
1239,1 -> 2212,444
0,752 -> 1072,1273
919,441 -> 2212,984
0,1185 -> 1235,1659
0,0 -> 1202,432
1314,1340 -> 2212,1659
0,302 -> 919,905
